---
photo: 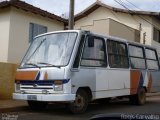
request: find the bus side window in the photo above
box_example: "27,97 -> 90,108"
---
107,40 -> 129,68
81,36 -> 107,67
73,35 -> 85,68
88,36 -> 94,47
129,45 -> 146,69
145,48 -> 159,70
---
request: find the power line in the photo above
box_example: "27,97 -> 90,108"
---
113,0 -> 159,44
124,0 -> 142,11
122,0 -> 154,26
113,0 -> 158,29
101,0 -> 142,41
114,0 -> 131,12
118,0 -> 131,10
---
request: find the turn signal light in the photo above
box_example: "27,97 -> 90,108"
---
54,80 -> 63,85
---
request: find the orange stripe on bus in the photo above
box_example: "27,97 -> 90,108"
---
44,72 -> 48,80
16,71 -> 38,80
147,73 -> 152,92
130,70 -> 141,95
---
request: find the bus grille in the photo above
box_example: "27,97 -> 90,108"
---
17,80 -> 55,94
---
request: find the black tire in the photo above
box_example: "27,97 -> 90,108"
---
129,88 -> 146,105
66,89 -> 89,114
27,101 -> 48,110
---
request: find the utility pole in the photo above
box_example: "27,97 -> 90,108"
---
69,0 -> 74,30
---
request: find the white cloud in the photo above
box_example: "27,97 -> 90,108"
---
23,0 -> 69,16
22,0 -> 160,16
75,0 -> 96,13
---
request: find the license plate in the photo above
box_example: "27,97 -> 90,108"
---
27,95 -> 37,100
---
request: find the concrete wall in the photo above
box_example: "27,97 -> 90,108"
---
0,8 -> 10,62
75,7 -> 152,45
75,17 -> 140,42
108,19 -> 140,42
8,7 -> 64,64
0,62 -> 17,99
79,19 -> 109,36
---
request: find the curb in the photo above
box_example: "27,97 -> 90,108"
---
146,92 -> 160,97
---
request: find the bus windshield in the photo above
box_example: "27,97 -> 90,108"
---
20,32 -> 77,68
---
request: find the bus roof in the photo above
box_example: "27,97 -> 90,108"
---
35,30 -> 156,50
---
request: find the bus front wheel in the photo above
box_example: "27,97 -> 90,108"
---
129,88 -> 146,105
66,89 -> 89,114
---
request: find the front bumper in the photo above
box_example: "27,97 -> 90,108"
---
13,93 -> 75,102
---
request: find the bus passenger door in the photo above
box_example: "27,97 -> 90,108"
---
81,35 -> 108,91
106,40 -> 130,96
71,35 -> 108,99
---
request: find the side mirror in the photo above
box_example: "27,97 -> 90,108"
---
88,36 -> 94,47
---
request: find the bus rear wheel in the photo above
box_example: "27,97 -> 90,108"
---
27,101 -> 48,110
129,88 -> 146,105
66,89 -> 89,114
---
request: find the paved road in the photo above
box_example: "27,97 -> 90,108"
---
1,96 -> 160,120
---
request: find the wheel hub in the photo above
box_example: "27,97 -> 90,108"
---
75,95 -> 84,107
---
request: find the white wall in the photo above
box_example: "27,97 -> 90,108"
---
79,19 -> 109,36
8,7 -> 64,64
151,17 -> 160,57
0,8 -> 10,62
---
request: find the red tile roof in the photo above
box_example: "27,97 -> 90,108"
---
0,0 -> 67,23
75,1 -> 160,21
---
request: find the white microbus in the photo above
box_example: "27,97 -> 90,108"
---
13,30 -> 160,113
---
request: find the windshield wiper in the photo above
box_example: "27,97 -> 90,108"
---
24,63 -> 40,68
37,62 -> 61,68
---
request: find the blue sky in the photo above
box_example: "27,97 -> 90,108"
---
22,0 -> 160,16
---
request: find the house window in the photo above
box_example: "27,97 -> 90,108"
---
29,23 -> 47,43
153,27 -> 160,43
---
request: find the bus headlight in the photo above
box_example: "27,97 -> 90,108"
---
54,85 -> 63,91
54,80 -> 63,91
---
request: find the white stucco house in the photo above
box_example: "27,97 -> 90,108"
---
0,0 -> 67,63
